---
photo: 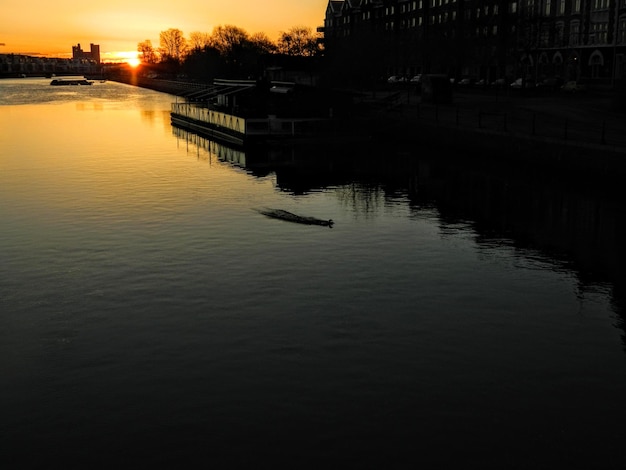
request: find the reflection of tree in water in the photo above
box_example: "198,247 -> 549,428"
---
415,157 -> 626,349
167,130 -> 626,345
140,110 -> 171,133
141,110 -> 156,123
333,183 -> 386,219
610,281 -> 626,351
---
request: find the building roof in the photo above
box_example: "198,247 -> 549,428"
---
327,1 -> 345,14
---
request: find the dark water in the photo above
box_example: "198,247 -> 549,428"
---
1,78 -> 625,468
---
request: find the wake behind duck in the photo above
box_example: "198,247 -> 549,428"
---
255,208 -> 334,228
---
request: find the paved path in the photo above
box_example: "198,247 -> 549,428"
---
120,75 -> 626,153
380,87 -> 626,151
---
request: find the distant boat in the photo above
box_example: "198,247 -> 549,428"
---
50,79 -> 93,86
84,74 -> 107,81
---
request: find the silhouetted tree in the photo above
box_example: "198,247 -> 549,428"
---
249,32 -> 278,55
137,39 -> 158,64
206,25 -> 264,78
159,28 -> 187,62
181,45 -> 226,82
209,25 -> 249,56
276,26 -> 321,57
189,32 -> 212,52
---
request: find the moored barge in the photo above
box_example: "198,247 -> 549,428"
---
50,79 -> 94,86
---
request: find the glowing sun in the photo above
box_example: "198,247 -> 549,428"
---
107,51 -> 141,67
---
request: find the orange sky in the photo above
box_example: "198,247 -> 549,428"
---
1,1 -> 327,59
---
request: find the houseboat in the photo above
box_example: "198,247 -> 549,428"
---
170,78 -> 351,148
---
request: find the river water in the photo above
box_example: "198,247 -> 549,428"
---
1,78 -> 625,468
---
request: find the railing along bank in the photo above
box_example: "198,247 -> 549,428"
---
413,102 -> 626,150
172,103 -> 246,135
171,102 -> 332,138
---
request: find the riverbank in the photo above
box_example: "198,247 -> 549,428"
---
113,75 -> 626,178
349,86 -> 626,182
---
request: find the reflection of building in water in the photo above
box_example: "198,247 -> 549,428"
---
173,122 -> 626,341
173,127 -> 247,168
411,154 -> 626,344
172,126 -> 357,188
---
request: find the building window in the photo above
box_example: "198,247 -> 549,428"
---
590,52 -> 603,78
570,21 -> 580,45
540,24 -> 550,46
592,0 -> 609,10
619,16 -> 626,44
572,0 -> 581,13
558,0 -> 565,15
545,0 -> 551,16
590,22 -> 609,44
555,22 -> 564,45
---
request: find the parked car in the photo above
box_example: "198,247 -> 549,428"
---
409,74 -> 422,91
510,77 -> 535,89
561,81 -> 586,93
458,78 -> 474,86
387,75 -> 407,84
490,78 -> 507,88
536,77 -> 564,91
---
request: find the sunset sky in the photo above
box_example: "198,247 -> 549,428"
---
1,0 -> 326,60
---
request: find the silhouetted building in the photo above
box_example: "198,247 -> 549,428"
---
1,43 -> 102,77
322,0 -> 626,88
72,43 -> 101,64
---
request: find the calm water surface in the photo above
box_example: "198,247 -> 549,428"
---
1,78 -> 625,468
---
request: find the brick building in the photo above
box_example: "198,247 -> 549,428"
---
321,0 -> 626,88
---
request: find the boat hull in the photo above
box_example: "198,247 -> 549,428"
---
50,79 -> 93,86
